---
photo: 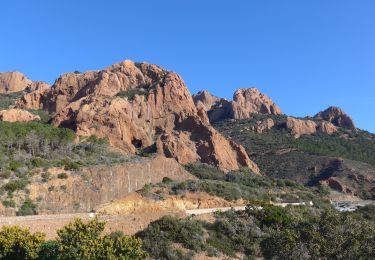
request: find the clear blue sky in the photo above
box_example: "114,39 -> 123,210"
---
1,0 -> 374,132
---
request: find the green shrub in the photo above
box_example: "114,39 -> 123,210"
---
38,240 -> 59,260
0,225 -> 45,259
8,160 -> 24,171
57,172 -> 68,179
16,199 -> 37,216
41,172 -> 51,183
56,218 -> 147,259
3,179 -> 29,193
2,199 -> 16,208
137,216 -> 205,259
0,171 -> 11,179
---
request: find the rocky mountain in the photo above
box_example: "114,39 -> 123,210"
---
193,88 -> 282,123
214,113 -> 375,199
314,106 -> 356,130
15,60 -> 259,173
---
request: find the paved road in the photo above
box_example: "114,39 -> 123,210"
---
186,206 -> 247,215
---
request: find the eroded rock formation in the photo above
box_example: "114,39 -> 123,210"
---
314,106 -> 356,130
286,117 -> 337,138
17,60 -> 259,173
0,108 -> 40,122
193,88 -> 282,122
0,72 -> 32,93
230,88 -> 282,119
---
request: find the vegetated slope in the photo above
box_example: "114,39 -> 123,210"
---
136,204 -> 375,259
213,114 -> 375,199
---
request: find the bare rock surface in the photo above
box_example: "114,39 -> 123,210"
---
18,60 -> 258,173
193,88 -> 282,122
0,108 -> 40,122
286,117 -> 317,138
314,106 -> 356,130
0,72 -> 32,93
230,88 -> 282,119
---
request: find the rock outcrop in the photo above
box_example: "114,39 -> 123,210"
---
252,118 -> 275,133
314,106 -> 356,130
192,90 -> 222,111
286,117 -> 317,138
0,109 -> 40,122
0,72 -> 32,93
192,88 -> 282,123
17,60 -> 259,173
15,82 -> 51,110
286,117 -> 337,138
317,121 -> 338,135
230,88 -> 282,119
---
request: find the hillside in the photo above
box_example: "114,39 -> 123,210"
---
213,114 -> 375,199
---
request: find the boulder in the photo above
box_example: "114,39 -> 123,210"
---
317,121 -> 338,135
286,117 -> 317,138
0,108 -> 40,122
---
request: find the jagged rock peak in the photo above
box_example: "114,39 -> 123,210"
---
231,88 -> 283,117
0,71 -> 33,93
314,106 -> 356,130
192,90 -> 223,111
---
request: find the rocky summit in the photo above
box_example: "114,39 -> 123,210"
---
314,106 -> 356,130
16,60 -> 259,173
193,88 -> 282,122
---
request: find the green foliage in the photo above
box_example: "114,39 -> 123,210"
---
56,218 -> 147,260
57,172 -> 68,179
116,88 -> 149,101
2,199 -> 16,208
179,163 -> 320,204
3,179 -> 29,194
0,91 -> 24,109
0,225 -> 45,259
137,216 -> 205,259
16,198 -> 37,216
38,241 -> 59,260
60,158 -> 80,171
260,210 -> 375,260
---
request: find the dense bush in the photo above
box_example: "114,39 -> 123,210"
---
56,218 -> 147,260
0,218 -> 147,259
137,216 -> 205,259
0,225 -> 45,259
179,163 -> 318,203
16,198 -> 37,216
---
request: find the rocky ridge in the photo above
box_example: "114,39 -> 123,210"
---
286,117 -> 338,138
15,60 -> 259,173
193,88 -> 282,123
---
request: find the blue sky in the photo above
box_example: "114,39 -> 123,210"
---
1,0 -> 374,132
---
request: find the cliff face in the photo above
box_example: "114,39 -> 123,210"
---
0,72 -> 32,93
16,61 -> 259,173
28,156 -> 195,214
